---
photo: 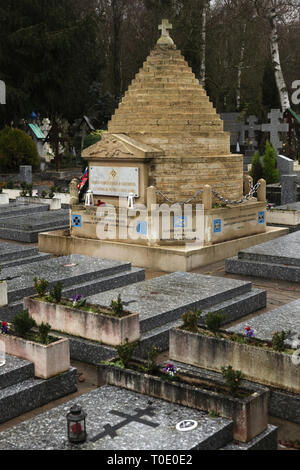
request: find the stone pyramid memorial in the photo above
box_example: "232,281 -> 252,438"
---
40,20 -> 286,271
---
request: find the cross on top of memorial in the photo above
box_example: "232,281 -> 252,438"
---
157,19 -> 174,46
262,109 -> 289,155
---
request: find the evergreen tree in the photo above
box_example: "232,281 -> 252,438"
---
250,151 -> 264,185
262,140 -> 279,184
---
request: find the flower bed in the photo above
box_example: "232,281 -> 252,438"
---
0,330 -> 70,379
24,295 -> 140,346
169,326 -> 300,393
97,360 -> 269,443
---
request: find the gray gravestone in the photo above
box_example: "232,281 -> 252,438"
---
281,174 -> 298,205
262,109 -> 289,155
277,154 -> 294,181
220,113 -> 245,147
243,115 -> 261,148
19,165 -> 32,185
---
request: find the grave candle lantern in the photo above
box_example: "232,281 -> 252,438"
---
66,405 -> 87,443
85,190 -> 94,206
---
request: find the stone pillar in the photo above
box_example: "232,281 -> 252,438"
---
19,166 -> 32,185
244,175 -> 253,196
147,186 -> 157,212
257,179 -> 266,202
203,185 -> 212,210
281,175 -> 298,206
69,178 -> 79,206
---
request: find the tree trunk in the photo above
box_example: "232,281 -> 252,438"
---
236,22 -> 246,111
199,0 -> 209,87
269,10 -> 290,112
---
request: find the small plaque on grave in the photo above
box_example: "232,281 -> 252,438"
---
90,166 -> 139,197
176,420 -> 198,432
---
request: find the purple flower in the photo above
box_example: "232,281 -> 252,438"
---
245,327 -> 255,339
72,294 -> 82,303
163,363 -> 177,375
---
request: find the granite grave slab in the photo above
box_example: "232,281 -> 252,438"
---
0,354 -> 77,424
0,385 -> 234,450
0,209 -> 69,242
226,230 -> 300,281
0,242 -> 50,268
59,272 -> 266,363
0,255 -> 145,322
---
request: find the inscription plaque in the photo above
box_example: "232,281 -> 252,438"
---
90,166 -> 139,197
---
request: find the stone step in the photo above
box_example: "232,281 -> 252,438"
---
1,252 -> 51,269
225,256 -> 300,282
0,356 -> 34,390
238,249 -> 300,267
0,203 -> 50,220
0,367 -> 77,425
0,223 -> 69,243
1,255 -> 137,303
0,244 -> 39,263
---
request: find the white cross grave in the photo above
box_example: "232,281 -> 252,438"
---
0,80 -> 6,105
243,115 -> 261,148
261,109 -> 289,155
157,19 -> 174,46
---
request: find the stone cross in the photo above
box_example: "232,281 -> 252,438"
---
243,115 -> 261,148
0,80 -> 6,105
261,109 -> 289,155
157,19 -> 174,46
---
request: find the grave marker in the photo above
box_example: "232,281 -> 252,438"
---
262,109 -> 289,155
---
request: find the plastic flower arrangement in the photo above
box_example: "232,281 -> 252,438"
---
163,363 -> 178,376
0,321 -> 8,334
244,326 -> 255,339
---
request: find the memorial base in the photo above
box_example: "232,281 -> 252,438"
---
39,226 -> 288,272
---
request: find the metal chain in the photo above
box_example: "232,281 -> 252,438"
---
155,189 -> 203,205
211,181 -> 261,206
155,179 -> 261,207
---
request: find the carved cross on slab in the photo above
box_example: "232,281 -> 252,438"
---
261,109 -> 289,155
157,19 -> 174,45
89,407 -> 160,442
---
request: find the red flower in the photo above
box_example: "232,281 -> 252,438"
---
2,322 -> 8,327
245,327 -> 251,331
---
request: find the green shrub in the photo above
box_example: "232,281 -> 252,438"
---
249,151 -> 264,185
181,310 -> 202,332
146,345 -> 161,373
116,338 -> 138,367
111,294 -> 125,317
38,322 -> 52,345
205,311 -> 226,334
49,281 -> 63,303
221,365 -> 243,396
272,330 -> 291,352
262,140 -> 279,184
41,190 -> 47,198
12,309 -> 37,338
33,277 -> 49,297
0,126 -> 39,171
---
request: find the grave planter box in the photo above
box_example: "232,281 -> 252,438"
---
169,328 -> 300,394
0,281 -> 8,307
16,196 -> 61,210
24,296 -> 140,346
267,208 -> 300,226
0,193 -> 9,205
97,362 -> 268,443
1,333 -> 70,379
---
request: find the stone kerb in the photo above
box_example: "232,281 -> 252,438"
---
24,297 -> 140,347
16,196 -> 61,210
1,334 -> 70,379
169,328 -> 300,394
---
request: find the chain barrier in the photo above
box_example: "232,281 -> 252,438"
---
155,178 -> 261,206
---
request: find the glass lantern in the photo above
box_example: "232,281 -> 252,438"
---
85,190 -> 94,207
66,405 -> 87,443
